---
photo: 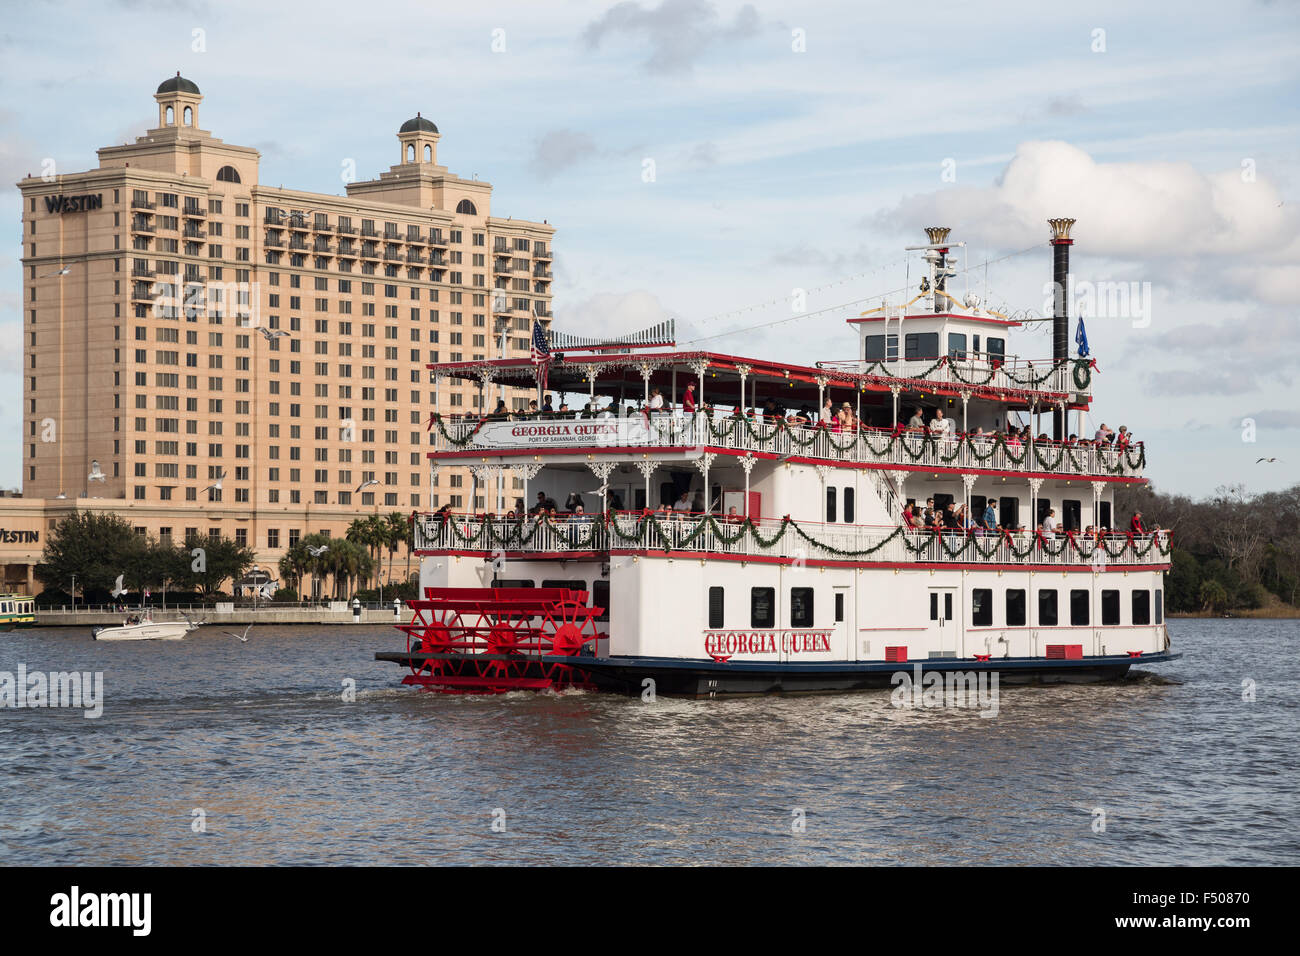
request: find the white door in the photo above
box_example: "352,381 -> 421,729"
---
832,586 -> 852,660
928,587 -> 959,658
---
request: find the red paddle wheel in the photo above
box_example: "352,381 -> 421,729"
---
390,587 -> 604,693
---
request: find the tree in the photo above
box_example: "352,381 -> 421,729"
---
36,511 -> 145,601
1199,579 -> 1228,613
383,511 -> 408,586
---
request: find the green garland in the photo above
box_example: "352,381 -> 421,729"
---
429,514 -> 1170,565
430,412 -> 486,447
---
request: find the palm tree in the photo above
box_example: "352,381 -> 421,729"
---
345,518 -> 380,589
384,511 -> 408,588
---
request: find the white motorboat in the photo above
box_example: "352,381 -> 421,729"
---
92,608 -> 190,641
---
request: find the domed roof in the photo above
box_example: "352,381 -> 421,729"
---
399,112 -> 438,134
157,72 -> 200,95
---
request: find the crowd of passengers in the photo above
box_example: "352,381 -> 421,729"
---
461,392 -> 1139,449
902,498 -> 1160,540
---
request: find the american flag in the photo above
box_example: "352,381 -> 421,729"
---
530,319 -> 550,393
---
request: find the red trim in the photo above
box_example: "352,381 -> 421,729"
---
426,443 -> 1148,484
846,312 -> 1023,327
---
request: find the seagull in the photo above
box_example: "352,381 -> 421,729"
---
306,544 -> 329,557
356,478 -> 380,494
40,265 -> 71,279
256,326 -> 289,342
203,469 -> 227,494
225,624 -> 252,643
1256,457 -> 1281,464
110,574 -> 127,598
88,459 -> 106,482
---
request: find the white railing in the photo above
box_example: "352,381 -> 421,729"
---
415,513 -> 1171,567
432,414 -> 1146,478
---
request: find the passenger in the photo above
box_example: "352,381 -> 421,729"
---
1041,508 -> 1059,536
1129,510 -> 1145,535
982,499 -> 997,531
908,406 -> 926,430
902,503 -> 918,530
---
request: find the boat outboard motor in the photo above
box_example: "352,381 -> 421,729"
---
91,626 -> 102,641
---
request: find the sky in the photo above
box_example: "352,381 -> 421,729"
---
1,0 -> 1297,498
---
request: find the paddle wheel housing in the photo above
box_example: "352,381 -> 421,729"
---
391,587 -> 604,693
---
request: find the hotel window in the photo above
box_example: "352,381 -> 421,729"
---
1003,590 -> 1024,629
750,588 -> 775,628
1102,590 -> 1120,625
267,529 -> 280,549
1038,589 -> 1058,627
1070,589 -> 1090,626
971,589 -> 993,627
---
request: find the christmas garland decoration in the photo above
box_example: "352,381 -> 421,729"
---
424,513 -> 1171,564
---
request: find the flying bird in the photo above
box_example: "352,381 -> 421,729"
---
306,544 -> 329,557
203,469 -> 227,494
40,265 -> 71,278
256,326 -> 289,342
110,574 -> 127,598
1256,457 -> 1281,464
225,624 -> 252,643
356,478 -> 380,494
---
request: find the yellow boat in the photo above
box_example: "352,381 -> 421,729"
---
0,594 -> 36,628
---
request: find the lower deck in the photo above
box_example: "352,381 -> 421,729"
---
421,552 -> 1170,665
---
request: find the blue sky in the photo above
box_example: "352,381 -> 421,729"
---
2,0 -> 1297,497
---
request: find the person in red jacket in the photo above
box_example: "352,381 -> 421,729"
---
682,382 -> 696,414
1129,510 -> 1145,535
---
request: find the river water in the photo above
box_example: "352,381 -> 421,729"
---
0,618 -> 1295,865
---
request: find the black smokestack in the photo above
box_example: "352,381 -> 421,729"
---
1048,218 -> 1075,440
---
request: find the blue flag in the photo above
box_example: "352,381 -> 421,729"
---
1075,316 -> 1090,358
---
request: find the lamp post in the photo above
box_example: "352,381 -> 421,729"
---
71,574 -> 76,612
252,564 -> 260,613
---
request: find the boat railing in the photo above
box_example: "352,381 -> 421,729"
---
415,512 -> 1171,567
430,412 -> 1146,478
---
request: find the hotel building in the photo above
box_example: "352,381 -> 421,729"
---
4,74 -> 554,594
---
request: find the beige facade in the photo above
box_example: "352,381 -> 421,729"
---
13,75 -> 554,586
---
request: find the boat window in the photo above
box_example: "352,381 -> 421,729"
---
592,580 -> 610,623
1101,589 -> 1120,625
1038,589 -> 1058,626
494,578 -> 534,589
864,334 -> 897,362
1070,589 -> 1090,626
541,579 -> 585,597
971,589 -> 992,626
1154,590 -> 1164,625
904,332 -> 939,360
826,487 -> 837,523
790,587 -> 814,627
843,487 -> 855,523
1062,500 -> 1082,532
1006,589 -> 1026,626
834,592 -> 844,623
1099,501 -> 1113,529
986,337 -> 1006,364
1132,590 -> 1151,626
751,587 -> 775,628
708,587 -> 724,628
1036,498 -> 1052,528
947,332 -> 967,360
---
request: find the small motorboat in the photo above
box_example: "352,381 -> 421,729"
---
92,608 -> 190,641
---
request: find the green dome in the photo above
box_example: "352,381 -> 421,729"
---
157,72 -> 200,95
400,113 -> 438,134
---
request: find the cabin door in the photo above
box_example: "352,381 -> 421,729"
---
832,586 -> 852,659
927,587 -> 960,658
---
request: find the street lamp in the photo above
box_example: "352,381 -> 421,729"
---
252,564 -> 260,612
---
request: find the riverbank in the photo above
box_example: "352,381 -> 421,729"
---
1170,606 -> 1300,619
32,606 -> 409,627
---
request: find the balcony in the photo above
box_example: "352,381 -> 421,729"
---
828,356 -> 1095,399
405,250 -> 425,263
288,239 -> 309,251
183,228 -> 206,240
336,242 -> 357,257
493,258 -> 511,274
534,247 -> 552,260
428,252 -> 447,267
131,284 -> 155,301
360,226 -> 379,238
265,236 -> 284,248
313,221 -> 333,233
131,198 -> 156,211
130,219 -> 156,233
360,245 -> 380,259
413,511 -> 1171,568
131,265 -> 155,278
337,223 -> 358,236
182,203 -> 205,218
429,232 -> 448,246
430,413 -> 1146,478
287,218 -> 310,231
533,267 -> 552,279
